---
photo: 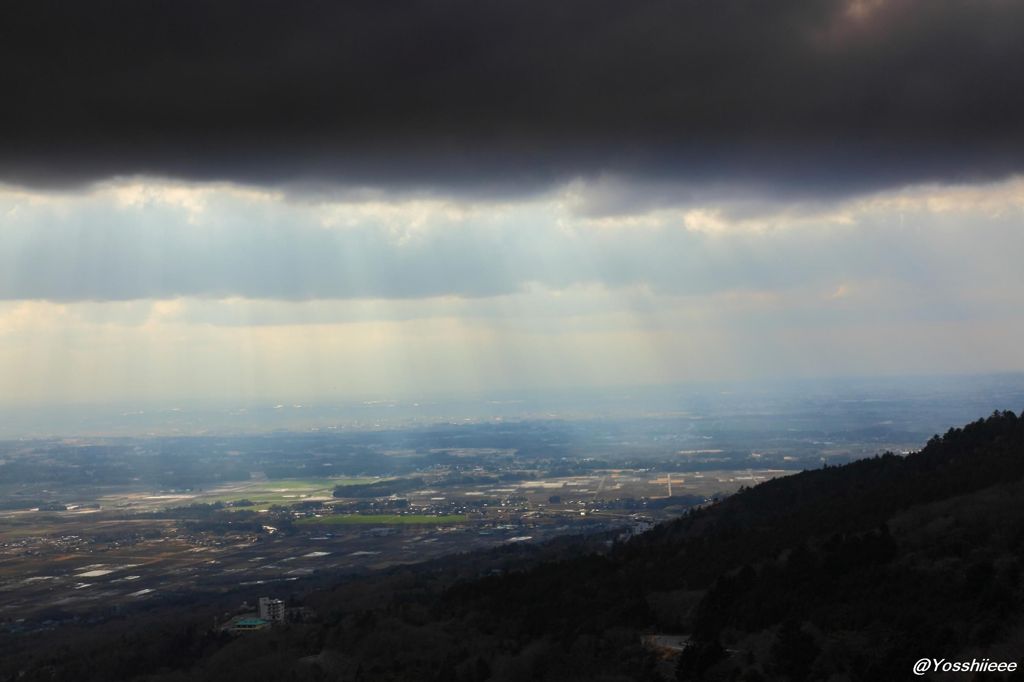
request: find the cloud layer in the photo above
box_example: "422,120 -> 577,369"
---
3,178 -> 1022,303
4,0 -> 1024,195
2,175 -> 1023,405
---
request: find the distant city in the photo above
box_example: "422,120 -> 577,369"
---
3,372 -> 1023,635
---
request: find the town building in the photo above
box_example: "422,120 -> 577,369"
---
227,617 -> 269,633
258,596 -> 285,622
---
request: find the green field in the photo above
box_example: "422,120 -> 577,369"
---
190,477 -> 379,507
295,513 -> 469,525
0,477 -> 386,518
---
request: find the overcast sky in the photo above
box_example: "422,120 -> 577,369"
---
2,0 -> 1024,407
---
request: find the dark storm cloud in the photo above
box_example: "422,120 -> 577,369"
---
3,0 -> 1024,195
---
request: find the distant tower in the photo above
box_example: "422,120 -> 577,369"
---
258,597 -> 285,622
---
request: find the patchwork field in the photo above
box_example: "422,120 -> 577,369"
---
82,476 -> 382,513
296,514 -> 470,526
0,465 -> 798,628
